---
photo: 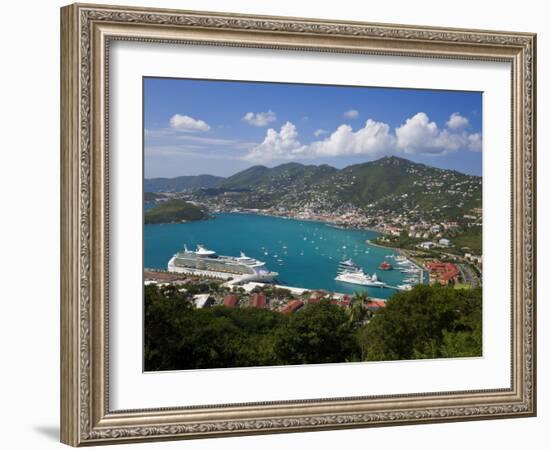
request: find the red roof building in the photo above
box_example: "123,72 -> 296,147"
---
280,300 -> 304,314
426,262 -> 460,285
366,299 -> 386,310
223,294 -> 239,308
251,292 -> 267,309
309,291 -> 327,303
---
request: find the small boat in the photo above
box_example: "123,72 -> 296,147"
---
378,261 -> 393,271
338,259 -> 360,273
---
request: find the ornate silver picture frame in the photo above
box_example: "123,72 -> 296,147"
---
60,3 -> 536,446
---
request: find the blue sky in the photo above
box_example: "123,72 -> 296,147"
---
144,77 -> 482,178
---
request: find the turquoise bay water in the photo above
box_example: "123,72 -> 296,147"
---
144,212 -> 411,299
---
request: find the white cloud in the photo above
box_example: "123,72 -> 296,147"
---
396,112 -> 440,154
243,122 -> 307,162
242,110 -> 277,127
169,114 -> 210,132
468,132 -> 482,152
344,109 -> 359,119
309,120 -> 396,157
446,112 -> 469,129
244,112 -> 482,162
244,120 -> 394,162
395,112 -> 480,155
313,129 -> 328,137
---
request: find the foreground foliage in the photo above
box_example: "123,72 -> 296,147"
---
365,285 -> 482,361
144,284 -> 482,371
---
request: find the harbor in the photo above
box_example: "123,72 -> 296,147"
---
145,212 -> 423,299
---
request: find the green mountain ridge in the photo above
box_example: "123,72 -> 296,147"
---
219,162 -> 338,191
144,157 -> 482,222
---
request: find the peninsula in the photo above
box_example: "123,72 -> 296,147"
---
144,199 -> 208,224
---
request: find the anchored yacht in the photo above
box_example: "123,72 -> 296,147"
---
337,259 -> 360,274
335,269 -> 386,287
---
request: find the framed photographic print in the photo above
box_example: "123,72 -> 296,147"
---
60,3 -> 537,446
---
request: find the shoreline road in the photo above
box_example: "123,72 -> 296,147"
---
458,263 -> 480,288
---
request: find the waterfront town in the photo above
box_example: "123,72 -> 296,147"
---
145,269 -> 386,315
144,157 -> 482,316
144,202 -> 481,315
145,193 -> 482,308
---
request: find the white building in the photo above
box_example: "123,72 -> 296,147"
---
419,241 -> 436,249
193,294 -> 213,308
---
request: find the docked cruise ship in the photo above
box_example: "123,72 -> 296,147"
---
167,245 -> 278,282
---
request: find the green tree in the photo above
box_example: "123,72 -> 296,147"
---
364,285 -> 482,361
271,302 -> 361,365
348,292 -> 368,325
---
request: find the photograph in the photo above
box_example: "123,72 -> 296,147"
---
143,78 -> 484,371
57,2 -> 536,446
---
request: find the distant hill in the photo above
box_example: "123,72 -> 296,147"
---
218,157 -> 479,220
144,174 -> 224,192
325,156 -> 482,216
218,162 -> 337,191
144,200 -> 208,224
145,157 -> 482,222
218,165 -> 270,189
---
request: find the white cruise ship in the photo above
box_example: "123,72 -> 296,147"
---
168,245 -> 278,282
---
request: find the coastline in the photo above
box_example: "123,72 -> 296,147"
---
365,239 -> 403,253
216,209 -> 383,234
144,268 -> 390,303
